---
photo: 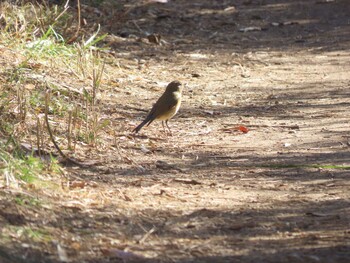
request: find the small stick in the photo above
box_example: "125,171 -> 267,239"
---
67,109 -> 72,150
66,0 -> 81,44
44,89 -> 85,167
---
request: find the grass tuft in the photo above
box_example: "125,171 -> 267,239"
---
0,0 -> 108,189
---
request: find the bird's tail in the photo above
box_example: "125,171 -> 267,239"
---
132,119 -> 147,133
133,114 -> 155,133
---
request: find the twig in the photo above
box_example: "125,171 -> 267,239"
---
222,124 -> 300,130
54,0 -> 70,22
138,226 -> 156,244
62,60 -> 83,79
132,20 -> 144,34
44,88 -> 85,167
66,0 -> 81,44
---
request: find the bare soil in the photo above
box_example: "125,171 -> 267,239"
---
1,0 -> 350,262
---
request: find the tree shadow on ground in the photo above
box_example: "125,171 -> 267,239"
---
97,0 -> 350,59
2,193 -> 349,262
125,77 -> 350,124
2,1 -> 350,262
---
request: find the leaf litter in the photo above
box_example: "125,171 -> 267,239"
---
1,0 -> 350,262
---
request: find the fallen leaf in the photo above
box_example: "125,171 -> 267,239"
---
56,243 -> 69,262
305,212 -> 334,217
140,144 -> 151,154
173,178 -> 202,185
239,26 -> 261,32
117,190 -> 133,201
69,181 -> 87,189
271,21 -> 299,27
155,160 -> 182,171
238,125 -> 249,133
101,248 -> 144,260
149,0 -> 168,2
224,6 -> 236,12
316,0 -> 335,3
25,83 -> 36,90
283,21 -> 299,26
221,125 -> 249,133
147,33 -> 161,45
188,53 -> 208,59
191,73 -> 201,78
71,242 -> 81,250
204,110 -> 214,115
26,62 -> 42,69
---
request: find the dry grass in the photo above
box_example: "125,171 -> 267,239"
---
1,1 -> 350,263
0,0 -> 109,170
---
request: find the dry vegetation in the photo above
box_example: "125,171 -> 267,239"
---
0,0 -> 350,263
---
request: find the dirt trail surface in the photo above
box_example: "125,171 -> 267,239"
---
1,0 -> 350,262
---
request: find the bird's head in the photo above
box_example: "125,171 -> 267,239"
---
166,80 -> 182,92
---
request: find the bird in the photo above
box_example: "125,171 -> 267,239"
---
133,80 -> 183,134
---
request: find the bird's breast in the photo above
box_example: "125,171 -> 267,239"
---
156,91 -> 182,120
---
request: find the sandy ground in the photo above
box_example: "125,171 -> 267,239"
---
1,0 -> 350,262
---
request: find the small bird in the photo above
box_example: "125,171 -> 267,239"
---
133,80 -> 183,134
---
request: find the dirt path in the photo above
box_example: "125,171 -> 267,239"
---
1,0 -> 350,262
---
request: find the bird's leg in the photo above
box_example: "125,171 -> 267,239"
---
162,121 -> 167,134
165,120 -> 172,136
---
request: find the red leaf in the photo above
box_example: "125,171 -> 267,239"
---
238,125 -> 249,133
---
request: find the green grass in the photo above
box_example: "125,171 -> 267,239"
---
0,0 -> 108,195
15,195 -> 41,207
16,155 -> 44,183
5,226 -> 52,243
0,146 -> 61,189
0,0 -> 108,153
24,227 -> 52,242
